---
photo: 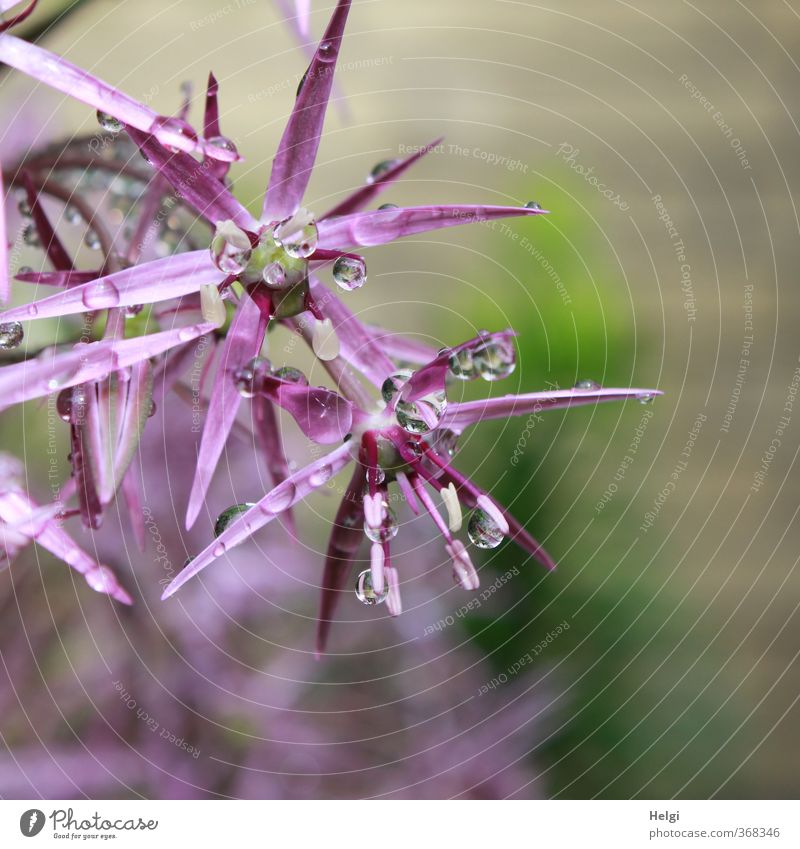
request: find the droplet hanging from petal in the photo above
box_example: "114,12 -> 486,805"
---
355,569 -> 389,605
467,508 -> 504,549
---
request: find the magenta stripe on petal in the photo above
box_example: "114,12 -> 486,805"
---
262,0 -> 352,222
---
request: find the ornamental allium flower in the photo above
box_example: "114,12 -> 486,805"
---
0,0 -> 661,649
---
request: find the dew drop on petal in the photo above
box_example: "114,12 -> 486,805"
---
467,508 -> 504,549
637,392 -> 656,405
364,506 -> 398,543
263,261 -> 286,288
22,224 -> 39,247
212,542 -> 226,557
83,229 -> 102,251
206,135 -> 238,158
378,203 -> 399,210
448,348 -> 476,381
0,321 -> 24,350
332,255 -> 367,291
473,337 -> 516,381
355,569 -> 388,605
309,464 -> 333,487
367,159 -> 399,184
263,482 -> 297,514
210,219 -> 252,274
274,210 -> 318,259
96,110 -> 123,134
64,204 -> 82,225
524,200 -> 542,210
214,503 -> 255,537
574,379 -> 600,390
82,280 -> 120,310
272,366 -> 307,384
234,356 -> 270,398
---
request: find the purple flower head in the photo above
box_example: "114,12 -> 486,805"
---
0,1 -> 661,647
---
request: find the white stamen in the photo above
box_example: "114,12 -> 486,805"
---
446,539 -> 479,591
440,482 -> 462,532
370,542 -> 385,594
311,318 -> 339,361
214,218 -> 250,250
477,494 -> 509,534
200,284 -> 226,327
363,492 -> 384,529
385,566 -> 402,616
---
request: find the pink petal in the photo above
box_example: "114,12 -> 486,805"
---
0,35 -> 235,161
253,395 -> 296,535
295,0 -> 311,35
0,156 -> 7,303
262,0 -> 352,222
442,387 -> 664,433
164,441 -> 354,598
15,270 -> 98,287
384,566 -> 402,616
0,250 -> 223,323
126,128 -> 257,230
185,294 -> 266,529
316,464 -> 365,655
0,321 -> 215,410
0,0 -> 37,34
321,137 -> 444,220
263,377 -> 353,444
366,326 -> 438,366
204,71 -> 221,138
308,278 -> 394,385
317,204 -> 547,249
369,541 -> 385,594
112,360 -> 154,490
121,466 -> 146,552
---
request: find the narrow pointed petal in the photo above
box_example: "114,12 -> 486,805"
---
384,565 -> 402,616
204,72 -> 221,138
83,380 -> 115,505
262,378 -> 353,443
0,35 -> 235,161
442,387 -> 664,433
164,441 -> 354,598
447,539 -> 479,591
395,470 -> 420,515
253,395 -> 296,535
308,278 -> 394,385
0,157 -> 7,303
0,321 -> 215,411
0,251 -> 223,324
317,204 -> 546,250
112,360 -> 153,490
70,415 -> 103,529
295,0 -> 310,35
316,463 -> 364,655
320,137 -> 444,220
21,171 -> 72,270
186,295 -> 265,529
126,128 -> 256,230
262,0 -> 352,222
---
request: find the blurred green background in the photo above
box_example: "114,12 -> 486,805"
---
2,0 -> 799,799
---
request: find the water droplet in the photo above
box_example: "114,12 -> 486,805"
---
214,503 -> 255,537
367,159 -> 399,184
318,40 -> 335,62
22,223 -> 40,247
366,467 -> 386,486
364,505 -> 398,543
234,356 -> 270,398
448,347 -> 476,381
151,115 -> 198,150
404,440 -> 423,459
56,389 -> 73,422
467,508 -> 504,549
332,255 -> 367,291
26,303 -> 38,317
64,204 -> 82,225
524,200 -> 542,210
637,393 -> 656,405
206,135 -> 238,158
472,337 -> 516,381
355,569 -> 388,605
273,366 -> 307,384
82,279 -> 120,310
178,325 -> 199,342
83,229 -> 101,251
96,110 -> 123,133
17,198 -> 31,217
263,481 -> 297,514
263,261 -> 286,289
378,203 -> 399,210
430,427 -> 459,458
383,370 -> 446,435
0,321 -> 24,350
309,464 -> 333,487
212,542 -> 226,557
147,399 -> 157,418
274,210 -> 318,259
574,379 -> 600,390
210,219 -> 252,274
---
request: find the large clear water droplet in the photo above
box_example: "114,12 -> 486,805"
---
355,569 -> 388,605
524,200 -> 542,210
0,321 -> 24,350
210,220 -> 252,274
574,379 -> 600,390
206,135 -> 238,158
364,505 -> 398,543
448,347 -> 476,381
263,261 -> 286,289
383,369 -> 447,435
273,366 -> 307,384
367,159 -> 399,184
214,503 -> 255,537
332,255 -> 366,291
473,337 -> 516,381
96,110 -> 123,133
467,508 -> 504,549
234,356 -> 270,398
274,210 -> 318,259
82,280 -> 120,310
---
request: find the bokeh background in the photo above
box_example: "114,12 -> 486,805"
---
1,0 -> 799,798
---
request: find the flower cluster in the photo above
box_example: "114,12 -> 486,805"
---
0,0 -> 660,652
